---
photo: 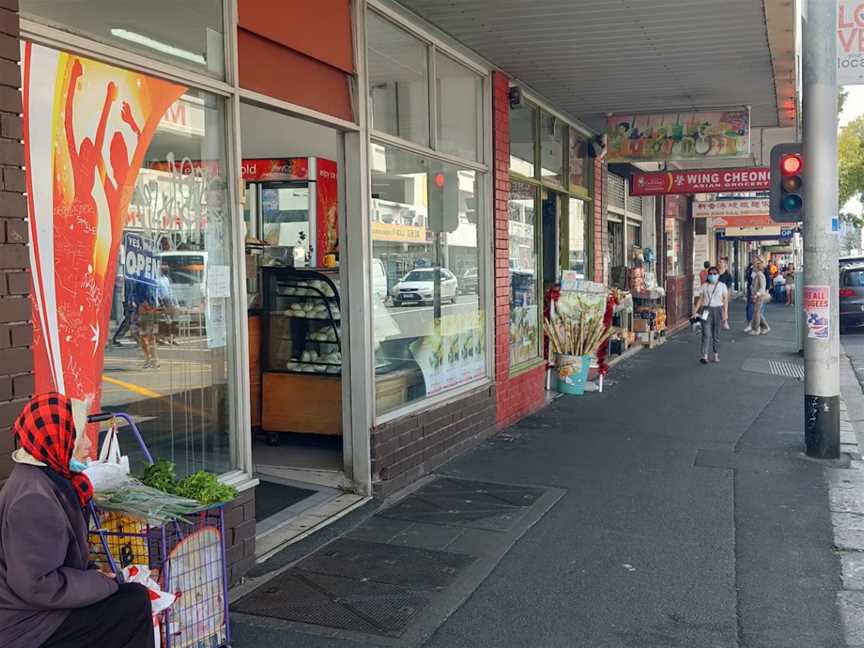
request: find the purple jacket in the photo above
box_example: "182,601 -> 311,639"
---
0,463 -> 118,648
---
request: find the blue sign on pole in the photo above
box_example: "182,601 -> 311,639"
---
123,233 -> 160,286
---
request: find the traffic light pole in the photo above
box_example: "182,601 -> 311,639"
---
802,0 -> 840,458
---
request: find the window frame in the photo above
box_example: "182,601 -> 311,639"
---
366,6 -> 494,426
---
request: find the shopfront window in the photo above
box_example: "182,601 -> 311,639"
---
21,0 -> 225,78
509,103 -> 536,178
569,131 -> 589,192
568,197 -> 586,277
627,222 -> 642,252
367,12 -> 430,147
666,218 -> 683,275
540,112 -> 564,186
509,181 -> 540,367
436,52 -> 483,161
371,144 -> 484,415
23,42 -> 237,477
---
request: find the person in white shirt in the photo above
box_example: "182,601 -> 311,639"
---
692,266 -> 729,364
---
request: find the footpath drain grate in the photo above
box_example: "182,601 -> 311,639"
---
742,358 -> 805,379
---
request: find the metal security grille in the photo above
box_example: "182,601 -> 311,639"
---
742,358 -> 805,379
609,173 -> 626,210
627,192 -> 642,216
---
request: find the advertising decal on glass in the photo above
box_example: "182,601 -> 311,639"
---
606,109 -> 750,163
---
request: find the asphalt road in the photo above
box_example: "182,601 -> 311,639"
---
381,294 -> 481,341
233,301 -> 845,647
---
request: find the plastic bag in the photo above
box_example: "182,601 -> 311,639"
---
120,564 -> 176,647
85,419 -> 131,492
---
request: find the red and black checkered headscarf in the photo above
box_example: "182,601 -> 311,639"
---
12,392 -> 93,506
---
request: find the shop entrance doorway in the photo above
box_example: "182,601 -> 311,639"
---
542,193 -> 561,287
240,102 -> 357,555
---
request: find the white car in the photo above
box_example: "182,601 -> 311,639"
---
391,268 -> 458,306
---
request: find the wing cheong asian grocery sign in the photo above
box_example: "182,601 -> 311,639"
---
629,167 -> 770,196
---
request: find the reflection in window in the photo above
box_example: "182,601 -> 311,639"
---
569,131 -> 588,191
627,222 -> 642,254
508,181 -> 539,366
370,144 -> 484,415
568,198 -> 586,277
509,103 -> 536,177
22,0 -> 225,77
367,12 -> 430,147
540,112 -> 564,186
436,52 -> 483,161
666,218 -> 682,276
106,88 -> 236,477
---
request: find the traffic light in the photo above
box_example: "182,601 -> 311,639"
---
769,143 -> 804,223
427,170 -> 459,233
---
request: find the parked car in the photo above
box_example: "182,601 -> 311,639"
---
391,268 -> 458,306
841,256 -> 864,268
371,258 -> 388,303
840,263 -> 864,332
461,267 -> 479,294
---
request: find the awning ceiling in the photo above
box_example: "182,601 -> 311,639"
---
395,0 -> 797,133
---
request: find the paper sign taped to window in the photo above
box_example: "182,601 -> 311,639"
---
207,265 -> 231,298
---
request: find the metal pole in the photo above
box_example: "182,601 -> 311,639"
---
803,0 -> 840,458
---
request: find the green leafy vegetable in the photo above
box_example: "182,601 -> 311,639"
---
94,479 -> 203,523
139,459 -> 237,505
140,460 -> 178,494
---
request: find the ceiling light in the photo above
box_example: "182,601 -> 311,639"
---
110,28 -> 206,66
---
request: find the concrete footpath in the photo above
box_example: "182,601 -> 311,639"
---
232,302 -> 849,648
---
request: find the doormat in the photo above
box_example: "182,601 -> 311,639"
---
255,480 -> 318,523
233,477 -> 565,642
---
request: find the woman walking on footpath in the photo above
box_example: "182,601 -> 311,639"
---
750,258 -> 771,335
692,266 -> 729,364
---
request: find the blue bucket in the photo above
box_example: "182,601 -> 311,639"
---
555,354 -> 592,395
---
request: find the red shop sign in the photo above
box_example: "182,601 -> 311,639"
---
630,167 -> 770,196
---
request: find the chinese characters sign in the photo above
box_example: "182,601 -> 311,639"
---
804,286 -> 830,340
630,167 -> 770,196
606,109 -> 750,162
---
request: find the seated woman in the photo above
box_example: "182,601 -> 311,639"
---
0,392 -> 153,648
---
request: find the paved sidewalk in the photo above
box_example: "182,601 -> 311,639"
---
233,302 -> 847,648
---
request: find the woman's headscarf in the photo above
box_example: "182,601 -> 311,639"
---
12,392 -> 93,506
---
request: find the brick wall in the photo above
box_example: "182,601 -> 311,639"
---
0,4 -> 29,481
492,71 -> 547,429
370,384 -> 497,496
223,488 -> 256,585
593,157 -> 606,282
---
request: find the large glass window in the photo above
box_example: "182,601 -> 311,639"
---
371,144 -> 484,415
367,12 -> 430,147
568,197 -> 586,277
21,1 -> 225,78
540,112 -> 564,186
509,181 -> 540,366
509,103 -> 536,178
666,218 -> 683,275
569,131 -> 589,192
436,52 -> 482,161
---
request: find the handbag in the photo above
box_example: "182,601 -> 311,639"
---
84,417 -> 131,492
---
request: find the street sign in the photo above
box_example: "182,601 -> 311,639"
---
629,167 -> 770,196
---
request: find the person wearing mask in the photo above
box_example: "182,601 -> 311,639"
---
0,392 -> 154,648
750,258 -> 771,335
692,266 -> 729,364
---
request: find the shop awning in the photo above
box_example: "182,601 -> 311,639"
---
393,0 -> 796,133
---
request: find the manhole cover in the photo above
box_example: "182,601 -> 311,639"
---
742,358 -> 804,379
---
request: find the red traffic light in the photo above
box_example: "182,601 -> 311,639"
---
781,154 -> 802,176
434,172 -> 445,188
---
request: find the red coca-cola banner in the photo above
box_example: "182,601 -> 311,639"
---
630,167 -> 770,196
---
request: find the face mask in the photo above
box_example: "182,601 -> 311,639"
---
707,275 -> 718,284
69,457 -> 88,473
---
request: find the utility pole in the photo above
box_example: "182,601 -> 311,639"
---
802,0 -> 840,458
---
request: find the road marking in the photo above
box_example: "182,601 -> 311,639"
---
102,375 -> 161,399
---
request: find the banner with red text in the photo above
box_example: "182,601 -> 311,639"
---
839,1 -> 864,85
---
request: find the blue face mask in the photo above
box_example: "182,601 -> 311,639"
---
69,457 -> 88,473
707,274 -> 718,284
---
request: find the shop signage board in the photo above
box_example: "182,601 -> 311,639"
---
371,221 -> 427,243
693,198 -> 769,219
804,286 -> 830,339
716,225 -> 794,240
606,109 -> 750,162
410,311 -> 485,396
708,214 -> 774,228
123,233 -> 160,286
630,167 -> 770,196
839,1 -> 864,85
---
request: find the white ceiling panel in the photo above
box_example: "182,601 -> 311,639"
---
395,0 -> 794,131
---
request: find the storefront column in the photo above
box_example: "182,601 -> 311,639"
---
593,157 -> 607,282
0,4 -> 32,481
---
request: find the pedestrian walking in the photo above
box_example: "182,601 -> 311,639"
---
692,266 -> 729,364
0,393 -> 155,648
744,254 -> 757,332
785,263 -> 796,305
749,258 -> 771,335
699,260 -> 710,286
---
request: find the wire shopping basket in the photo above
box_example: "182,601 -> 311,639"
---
85,411 -> 231,648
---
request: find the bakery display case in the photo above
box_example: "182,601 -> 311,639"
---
260,267 -> 342,439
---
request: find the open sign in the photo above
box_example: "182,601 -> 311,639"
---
123,233 -> 160,286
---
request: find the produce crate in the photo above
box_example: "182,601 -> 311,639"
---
86,412 -> 230,648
